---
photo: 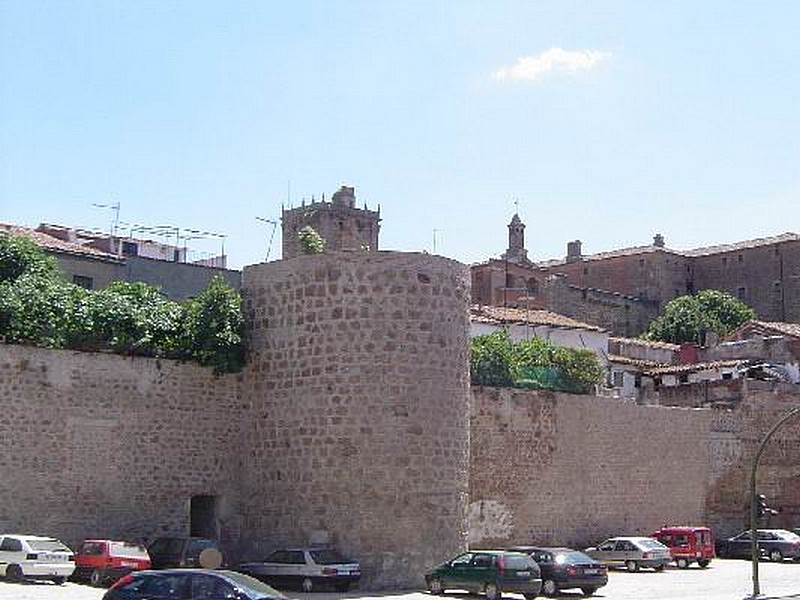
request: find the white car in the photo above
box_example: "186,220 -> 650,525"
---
584,536 -> 672,572
238,547 -> 361,592
0,534 -> 75,584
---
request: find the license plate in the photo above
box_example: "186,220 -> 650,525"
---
584,569 -> 599,575
516,571 -> 529,577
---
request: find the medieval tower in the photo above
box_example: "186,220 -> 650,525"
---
281,185 -> 381,259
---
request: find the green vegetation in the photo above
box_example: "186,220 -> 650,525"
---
298,225 -> 325,254
644,289 -> 754,344
470,330 -> 604,394
0,232 -> 245,374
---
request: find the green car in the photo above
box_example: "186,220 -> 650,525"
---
425,550 -> 542,600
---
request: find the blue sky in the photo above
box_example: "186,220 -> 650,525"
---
1,1 -> 799,269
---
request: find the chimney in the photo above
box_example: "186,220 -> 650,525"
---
653,233 -> 665,248
566,240 -> 582,263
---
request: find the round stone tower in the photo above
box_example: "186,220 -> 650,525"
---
240,251 -> 471,588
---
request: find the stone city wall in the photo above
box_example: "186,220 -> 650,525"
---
469,386 -> 714,548
0,344 -> 243,554
241,251 -> 471,588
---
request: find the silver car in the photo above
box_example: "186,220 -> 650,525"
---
584,536 -> 671,572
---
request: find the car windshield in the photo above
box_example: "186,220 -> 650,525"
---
555,551 -> 594,564
149,538 -> 184,555
110,542 -> 149,558
222,571 -> 286,598
637,539 -> 665,550
310,549 -> 349,565
503,554 -> 535,570
28,539 -> 70,552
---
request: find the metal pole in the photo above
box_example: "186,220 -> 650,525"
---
748,406 -> 800,599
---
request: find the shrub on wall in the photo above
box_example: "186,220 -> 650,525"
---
0,233 -> 245,373
470,329 -> 604,394
298,226 -> 325,254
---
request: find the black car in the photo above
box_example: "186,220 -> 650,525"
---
147,537 -> 223,570
509,546 -> 608,597
718,529 -> 800,562
102,569 -> 285,600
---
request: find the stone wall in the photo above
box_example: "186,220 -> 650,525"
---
469,386 -> 713,548
241,251 -> 471,588
0,344 -> 243,554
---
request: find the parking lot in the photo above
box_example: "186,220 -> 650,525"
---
1,559 -> 799,600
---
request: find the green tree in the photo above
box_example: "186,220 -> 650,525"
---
298,226 -> 325,255
470,330 -> 515,386
182,276 -> 245,374
645,289 -> 754,344
0,232 -> 58,282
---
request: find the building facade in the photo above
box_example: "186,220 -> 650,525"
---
472,215 -> 800,334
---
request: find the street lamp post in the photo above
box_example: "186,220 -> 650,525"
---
747,406 -> 800,599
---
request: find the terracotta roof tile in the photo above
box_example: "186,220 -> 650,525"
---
609,336 -> 681,351
684,233 -> 800,257
644,359 -> 746,376
0,223 -> 122,262
470,305 -> 606,332
607,354 -> 668,369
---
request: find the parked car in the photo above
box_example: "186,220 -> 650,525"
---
584,536 -> 671,572
424,550 -> 542,600
717,529 -> 800,562
0,534 -> 75,584
650,526 -> 715,569
509,546 -> 607,597
238,547 -> 360,592
147,537 -> 223,570
73,539 -> 151,587
102,568 -> 286,600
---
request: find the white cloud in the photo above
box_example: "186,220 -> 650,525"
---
493,47 -> 612,83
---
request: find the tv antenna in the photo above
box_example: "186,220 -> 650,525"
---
256,216 -> 278,261
92,201 -> 121,238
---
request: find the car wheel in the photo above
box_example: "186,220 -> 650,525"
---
52,576 -> 66,585
484,582 -> 501,600
625,560 -> 639,573
302,577 -> 314,592
89,569 -> 105,587
698,559 -> 710,568
581,587 -> 598,597
428,578 -> 444,595
676,558 -> 689,569
5,564 -> 23,582
542,579 -> 558,596
769,550 -> 783,563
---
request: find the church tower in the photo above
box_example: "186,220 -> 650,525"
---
502,213 -> 529,264
281,185 -> 381,260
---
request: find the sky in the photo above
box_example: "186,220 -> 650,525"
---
1,1 -> 799,269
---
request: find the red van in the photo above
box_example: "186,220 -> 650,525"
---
650,526 -> 715,569
73,539 -> 151,586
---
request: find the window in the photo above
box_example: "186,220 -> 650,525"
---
722,257 -> 728,266
634,373 -> 642,388
583,267 -> 589,275
639,258 -> 645,267
471,554 -> 493,567
451,553 -> 473,566
737,287 -> 746,300
679,373 -> 689,384
738,254 -> 744,263
286,551 -> 306,564
72,274 -> 94,290
80,542 -> 105,556
612,372 -> 624,387
722,372 -> 733,380
0,537 -> 22,552
122,241 -> 138,256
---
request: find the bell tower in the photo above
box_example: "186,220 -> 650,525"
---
502,213 -> 529,264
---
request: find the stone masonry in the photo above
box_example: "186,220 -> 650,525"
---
240,251 -> 471,588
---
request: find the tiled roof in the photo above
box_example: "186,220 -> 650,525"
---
609,336 -> 681,351
644,360 -> 746,376
607,354 -> 668,369
684,233 -> 800,257
729,320 -> 800,340
470,305 -> 606,332
0,223 -> 122,262
536,232 -> 800,267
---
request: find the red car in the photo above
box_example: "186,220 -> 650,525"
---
651,526 -> 715,569
73,539 -> 151,586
